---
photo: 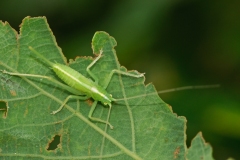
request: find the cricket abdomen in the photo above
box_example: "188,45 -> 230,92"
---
52,63 -> 92,92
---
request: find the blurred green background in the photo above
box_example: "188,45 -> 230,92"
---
0,0 -> 239,159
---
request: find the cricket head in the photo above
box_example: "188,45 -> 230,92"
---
101,93 -> 114,107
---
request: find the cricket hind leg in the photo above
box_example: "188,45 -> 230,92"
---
1,70 -> 85,96
1,70 -> 90,115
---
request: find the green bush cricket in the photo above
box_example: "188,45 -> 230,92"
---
1,47 -> 219,129
2,46 -> 144,129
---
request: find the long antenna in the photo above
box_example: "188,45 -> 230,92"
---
114,84 -> 220,101
156,84 -> 220,94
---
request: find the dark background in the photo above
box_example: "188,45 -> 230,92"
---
0,1 -> 239,159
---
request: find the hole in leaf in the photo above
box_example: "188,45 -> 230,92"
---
47,135 -> 61,151
0,101 -> 8,118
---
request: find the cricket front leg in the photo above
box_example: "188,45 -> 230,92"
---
86,49 -> 103,84
88,101 -> 113,129
103,69 -> 145,89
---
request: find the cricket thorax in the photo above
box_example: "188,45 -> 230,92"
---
90,86 -> 112,105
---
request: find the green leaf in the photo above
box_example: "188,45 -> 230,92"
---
186,132 -> 214,160
0,16 -> 213,159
